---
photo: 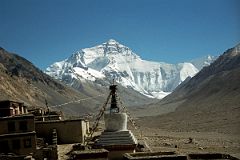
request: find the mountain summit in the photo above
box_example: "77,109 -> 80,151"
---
100,39 -> 137,56
46,39 -> 211,98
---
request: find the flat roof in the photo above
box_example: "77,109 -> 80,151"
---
35,118 -> 87,124
0,100 -> 24,104
0,114 -> 34,121
0,131 -> 36,138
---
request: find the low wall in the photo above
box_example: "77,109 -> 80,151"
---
124,152 -> 240,160
124,152 -> 187,160
71,149 -> 108,160
188,153 -> 239,160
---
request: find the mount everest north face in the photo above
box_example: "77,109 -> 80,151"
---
46,39 -> 215,99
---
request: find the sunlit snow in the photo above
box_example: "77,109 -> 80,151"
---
45,39 -> 214,99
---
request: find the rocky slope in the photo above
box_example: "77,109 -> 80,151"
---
139,44 -> 240,135
0,47 -> 156,116
46,39 -> 207,99
0,47 -> 106,116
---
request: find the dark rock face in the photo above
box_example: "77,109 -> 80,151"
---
0,48 -> 103,115
0,48 -> 64,89
193,45 -> 240,83
165,44 -> 240,102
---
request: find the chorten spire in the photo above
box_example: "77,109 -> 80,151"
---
109,79 -> 119,113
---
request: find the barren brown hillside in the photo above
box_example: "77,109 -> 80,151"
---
138,44 -> 240,135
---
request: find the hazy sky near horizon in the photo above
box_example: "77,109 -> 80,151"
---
0,0 -> 239,69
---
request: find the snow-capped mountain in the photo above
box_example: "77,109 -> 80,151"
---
46,39 -> 211,99
190,55 -> 217,70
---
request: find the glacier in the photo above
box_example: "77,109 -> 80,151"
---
46,39 -> 213,99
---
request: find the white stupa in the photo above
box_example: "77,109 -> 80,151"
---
95,83 -> 137,147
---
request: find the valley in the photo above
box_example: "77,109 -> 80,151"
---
0,42 -> 239,159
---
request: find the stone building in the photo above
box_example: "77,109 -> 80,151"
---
0,114 -> 36,155
35,119 -> 89,144
28,107 -> 62,121
0,100 -> 28,117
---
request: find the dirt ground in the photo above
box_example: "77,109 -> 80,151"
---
130,127 -> 240,158
58,144 -> 74,160
58,126 -> 240,160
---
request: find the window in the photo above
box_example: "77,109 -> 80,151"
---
23,138 -> 32,148
12,139 -> 20,149
8,121 -> 15,132
0,140 -> 9,153
19,121 -> 28,131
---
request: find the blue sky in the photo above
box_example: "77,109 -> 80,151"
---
0,0 -> 239,69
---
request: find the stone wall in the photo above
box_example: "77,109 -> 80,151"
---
0,115 -> 36,155
0,133 -> 36,155
0,115 -> 35,134
35,119 -> 88,144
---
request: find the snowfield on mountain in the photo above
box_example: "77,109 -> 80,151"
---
46,39 -> 214,98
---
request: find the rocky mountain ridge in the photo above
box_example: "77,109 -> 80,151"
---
46,39 -> 214,99
0,47 -> 104,115
0,47 -> 156,116
139,43 -> 240,135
